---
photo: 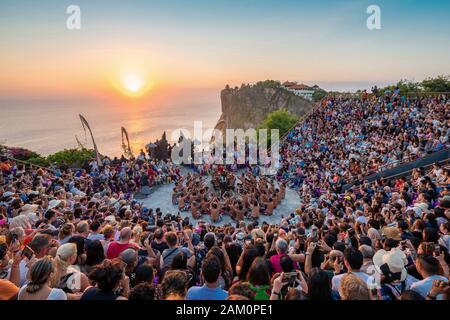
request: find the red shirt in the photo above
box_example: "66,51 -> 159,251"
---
106,241 -> 138,259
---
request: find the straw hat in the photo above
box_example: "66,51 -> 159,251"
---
104,215 -> 117,226
382,226 -> 402,241
414,202 -> 430,214
48,199 -> 62,210
20,204 -> 38,215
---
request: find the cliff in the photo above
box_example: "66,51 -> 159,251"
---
215,80 -> 314,131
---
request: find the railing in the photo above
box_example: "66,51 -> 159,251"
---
380,157 -> 450,184
2,155 -> 56,173
345,147 -> 450,182
342,148 -> 450,192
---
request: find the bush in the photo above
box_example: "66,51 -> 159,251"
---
258,109 -> 299,146
422,75 -> 450,92
3,147 -> 40,161
46,148 -> 96,167
27,155 -> 50,167
377,75 -> 450,95
313,89 -> 327,102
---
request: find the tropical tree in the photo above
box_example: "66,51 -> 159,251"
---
422,75 -> 450,92
258,109 -> 298,146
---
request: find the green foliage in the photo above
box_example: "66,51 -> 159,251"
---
313,89 -> 327,102
1,144 -> 95,168
27,155 -> 50,167
255,80 -> 281,89
258,109 -> 298,146
399,79 -> 421,92
235,80 -> 281,91
46,148 -> 96,167
377,75 -> 450,95
421,75 -> 450,92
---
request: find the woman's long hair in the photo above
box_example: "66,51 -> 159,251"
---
239,245 -> 259,281
58,223 -> 74,240
307,268 -> 332,300
26,256 -> 54,294
246,257 -> 270,286
51,243 -> 77,287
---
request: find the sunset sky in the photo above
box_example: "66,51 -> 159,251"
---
1,0 -> 449,100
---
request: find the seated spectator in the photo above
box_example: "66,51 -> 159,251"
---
18,256 -> 67,300
186,256 -> 228,300
81,259 -> 129,300
339,273 -> 371,300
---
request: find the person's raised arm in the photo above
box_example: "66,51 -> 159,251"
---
9,249 -> 23,287
426,280 -> 450,300
435,251 -> 449,279
270,273 -> 287,301
235,246 -> 246,276
221,243 -> 233,275
120,274 -> 130,299
144,237 -> 158,259
296,270 -> 308,294
183,230 -> 195,255
304,242 -> 316,275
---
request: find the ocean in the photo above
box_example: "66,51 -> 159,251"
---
0,89 -> 221,157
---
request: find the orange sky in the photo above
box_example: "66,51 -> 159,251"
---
1,0 -> 449,100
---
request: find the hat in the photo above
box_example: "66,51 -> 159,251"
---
373,249 -> 407,282
405,206 -> 421,218
236,232 -> 245,241
251,229 -> 265,240
26,212 -> 40,224
397,199 -> 406,208
2,191 -> 14,198
48,199 -> 62,210
104,215 -> 117,226
414,202 -> 430,214
382,227 -> 402,241
20,204 -> 38,215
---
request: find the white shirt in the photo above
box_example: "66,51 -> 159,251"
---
332,271 -> 373,292
18,285 -> 67,300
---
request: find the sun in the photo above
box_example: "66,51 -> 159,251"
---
113,71 -> 152,98
123,74 -> 144,93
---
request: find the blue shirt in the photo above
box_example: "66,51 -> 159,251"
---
186,285 -> 228,300
410,275 -> 448,300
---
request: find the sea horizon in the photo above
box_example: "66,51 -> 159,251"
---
0,88 -> 222,157
0,80 -> 394,158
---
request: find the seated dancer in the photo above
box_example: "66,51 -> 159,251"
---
173,165 -> 284,222
210,198 -> 221,223
191,201 -> 202,219
263,197 -> 275,216
178,193 -> 189,211
249,199 -> 260,221
232,201 -> 246,222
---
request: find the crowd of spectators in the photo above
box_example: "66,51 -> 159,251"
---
0,93 -> 449,301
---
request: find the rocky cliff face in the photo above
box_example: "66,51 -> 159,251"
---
216,81 -> 314,130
